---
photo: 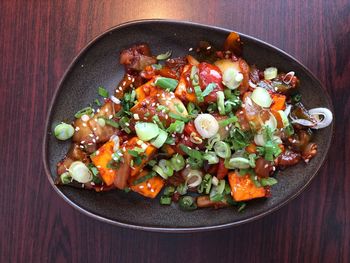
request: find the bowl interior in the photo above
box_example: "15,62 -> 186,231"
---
44,20 -> 333,231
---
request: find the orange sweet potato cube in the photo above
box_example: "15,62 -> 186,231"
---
228,172 -> 266,202
129,170 -> 164,198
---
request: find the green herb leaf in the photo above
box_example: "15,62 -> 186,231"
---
152,115 -> 165,130
132,171 -> 156,185
155,77 -> 178,91
94,99 -> 101,106
260,177 -> 278,186
98,86 -> 109,98
194,86 -> 204,102
74,107 -> 93,118
156,51 -> 172,60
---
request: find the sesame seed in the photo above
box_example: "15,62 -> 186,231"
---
109,114 -> 113,119
96,165 -> 101,168
81,114 -> 90,122
90,182 -> 95,186
188,47 -> 193,51
82,123 -> 87,127
89,133 -> 94,137
122,81 -> 126,86
133,114 -> 140,120
185,164 -> 190,168
147,183 -> 152,188
264,164 -> 269,168
150,189 -> 155,193
88,143 -> 93,145
95,136 -> 99,140
97,109 -> 100,113
165,115 -> 169,119
95,151 -> 100,155
93,127 -> 97,131
139,185 -> 144,189
79,145 -> 84,149
119,87 -> 123,91
125,122 -> 130,126
75,127 -> 80,131
92,138 -> 96,143
81,140 -> 85,144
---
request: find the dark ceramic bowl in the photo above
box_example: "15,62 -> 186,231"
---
43,20 -> 334,232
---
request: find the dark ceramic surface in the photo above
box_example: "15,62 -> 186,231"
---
43,20 -> 334,232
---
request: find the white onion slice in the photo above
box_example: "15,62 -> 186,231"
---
283,71 -> 295,84
248,80 -> 257,89
251,87 -> 272,108
291,118 -> 315,127
194,114 -> 219,138
309,107 -> 333,129
68,161 -> 92,183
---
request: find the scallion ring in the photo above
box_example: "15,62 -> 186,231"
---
203,151 -> 219,164
170,154 -> 185,171
213,141 -> 231,158
54,122 -> 74,140
179,196 -> 197,211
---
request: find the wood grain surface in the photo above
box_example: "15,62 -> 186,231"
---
0,0 -> 349,262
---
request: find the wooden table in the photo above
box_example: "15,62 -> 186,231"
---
1,1 -> 349,262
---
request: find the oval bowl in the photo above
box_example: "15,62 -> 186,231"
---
43,19 -> 334,232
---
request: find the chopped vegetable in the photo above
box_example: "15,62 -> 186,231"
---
130,170 -> 164,198
98,86 -> 109,98
135,122 -> 160,141
194,114 -> 219,138
228,172 -> 266,201
54,122 -> 74,140
251,87 -> 272,108
155,77 -> 179,91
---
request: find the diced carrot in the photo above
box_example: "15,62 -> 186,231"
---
228,172 -> 266,202
91,141 -> 117,186
174,65 -> 197,103
270,94 -> 286,111
129,170 -> 164,198
246,143 -> 257,154
125,137 -> 157,177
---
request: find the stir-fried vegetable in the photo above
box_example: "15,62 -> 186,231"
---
54,31 -> 333,212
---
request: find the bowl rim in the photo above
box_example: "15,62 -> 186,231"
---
42,19 -> 335,233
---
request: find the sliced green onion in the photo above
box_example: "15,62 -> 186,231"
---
284,124 -> 294,136
119,116 -> 131,133
153,159 -> 173,179
292,93 -> 302,104
170,154 -> 185,171
68,161 -> 92,183
238,202 -> 246,212
218,116 -> 238,127
132,171 -> 156,185
210,179 -> 225,201
54,122 -> 74,140
216,91 -> 225,115
160,196 -> 172,205
167,120 -> 185,133
179,144 -> 203,160
225,157 -> 251,169
168,112 -> 190,122
185,169 -> 203,188
97,117 -> 106,127
152,115 -> 165,130
206,133 -> 221,150
104,118 -> 119,128
179,196 -> 197,210
260,177 -> 278,186
176,183 -> 188,195
264,67 -> 278,80
74,107 -> 93,118
224,182 -> 231,195
202,83 -> 216,97
213,141 -> 231,158
190,66 -> 198,80
150,129 -> 168,148
203,151 -> 219,164
248,154 -> 257,168
155,77 -> 178,91
251,87 -> 272,108
94,99 -> 101,106
135,122 -> 160,141
223,68 -> 243,90
163,186 -> 175,196
156,50 -> 172,60
60,172 -> 72,184
165,136 -> 175,145
98,86 -> 109,98
194,86 -> 204,102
